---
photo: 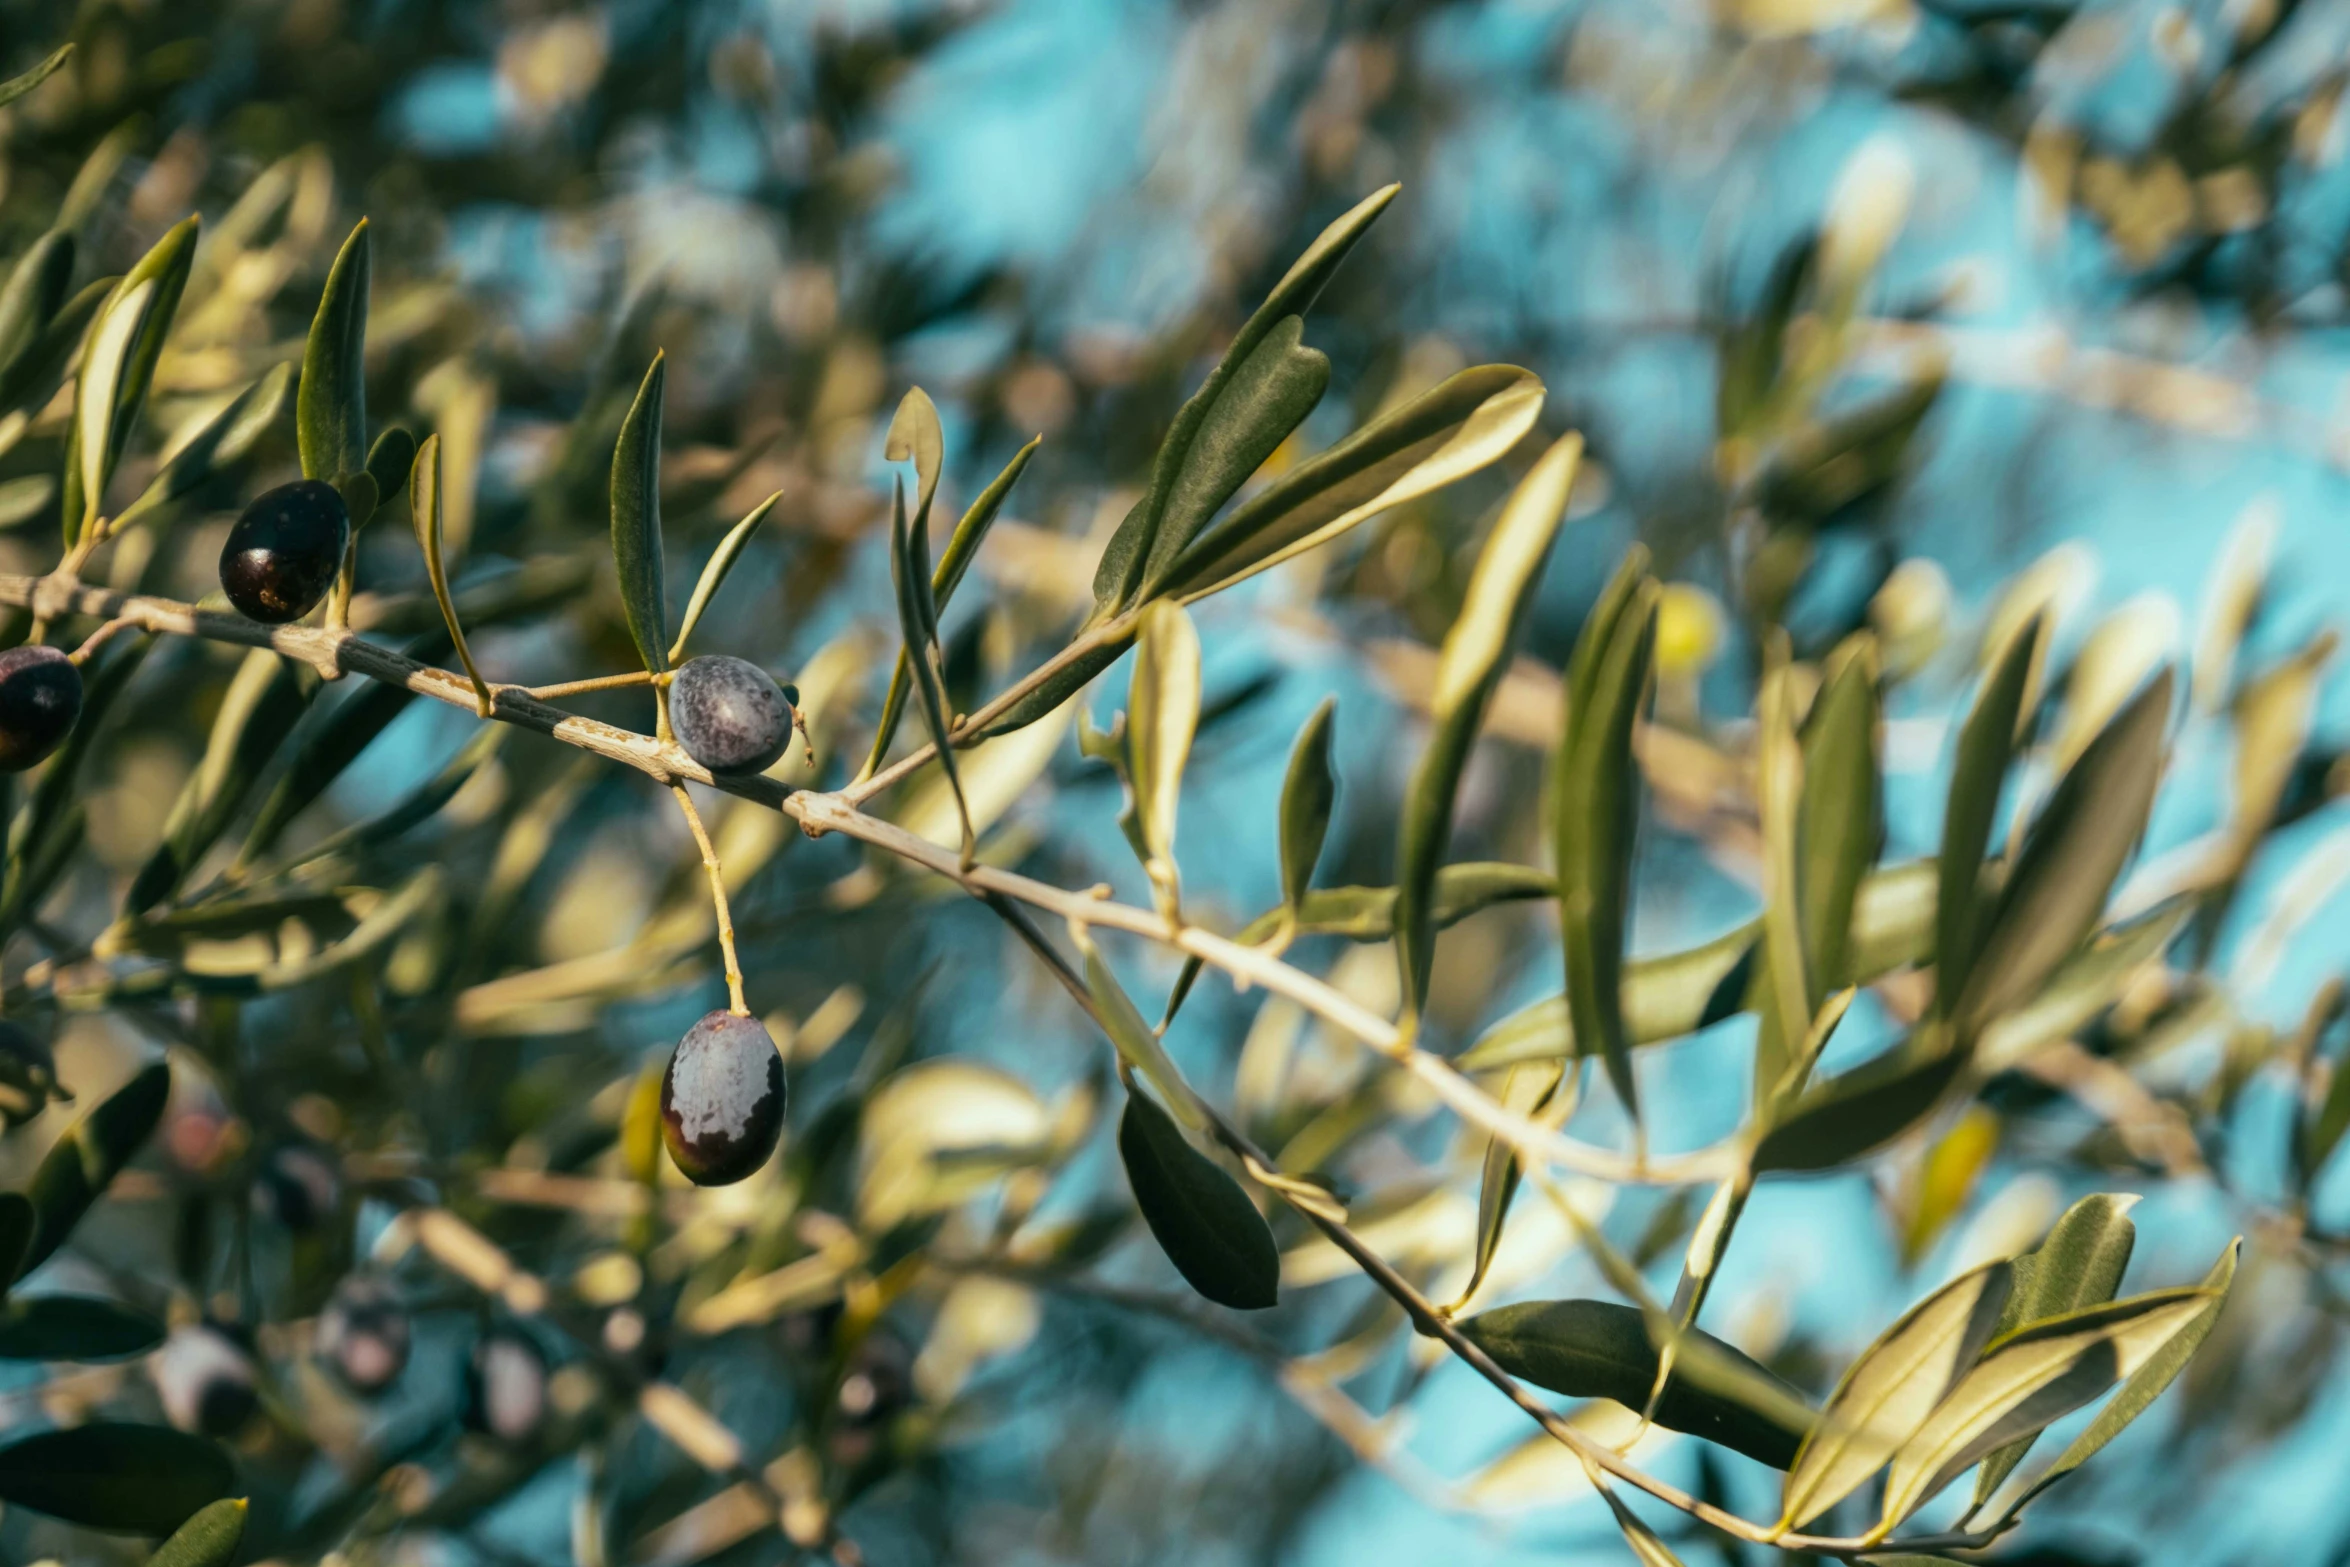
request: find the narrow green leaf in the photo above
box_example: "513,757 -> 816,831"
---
1971,1194 -> 2137,1505
977,637 -> 1130,738
0,1295 -> 165,1360
1937,613 -> 2044,1017
125,649 -> 319,916
0,275 -> 109,422
1751,1037 -> 1967,1174
0,1422 -> 234,1535
1119,1084 -> 1278,1310
80,217 -> 201,527
1558,548 -> 1659,1117
0,231 -> 73,374
21,1061 -> 170,1279
298,219 -> 370,482
1875,1287 -> 2217,1532
1457,1298 -> 1816,1469
1955,669 -> 2173,1039
1094,186 -> 1396,613
0,44 -> 70,110
1780,1262 -> 2013,1529
364,423 -> 418,506
2,635 -> 151,937
1974,900 -> 2190,1073
1459,1060 -> 1568,1310
411,434 -> 492,712
1599,1485 -> 1687,1567
1750,661 -> 1810,1095
1078,933 -> 1199,1131
69,277 -> 158,542
1128,600 -> 1200,913
150,1497 -> 249,1567
610,352 -> 668,676
111,363 -> 295,535
1799,639 -> 1881,992
668,490 -> 782,663
890,474 -> 972,863
860,436 -> 1039,774
2010,1240 -> 2237,1509
1278,695 -> 1338,912
1397,432 -> 1582,1024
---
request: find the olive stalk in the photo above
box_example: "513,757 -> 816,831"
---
668,782 -> 746,1017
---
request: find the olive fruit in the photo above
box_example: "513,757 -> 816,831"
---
465,1328 -> 548,1442
660,1010 -> 785,1186
668,655 -> 793,774
219,478 -> 351,624
254,1143 -> 340,1234
0,645 -> 82,772
318,1277 -> 410,1394
0,1020 -> 61,1129
154,1323 -> 259,1437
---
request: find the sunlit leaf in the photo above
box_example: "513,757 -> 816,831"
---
149,1497 -> 249,1567
1875,1286 -> 2217,1531
1397,432 -> 1582,1024
68,276 -> 157,543
1955,669 -> 2173,1039
1750,661 -> 1808,1094
0,1295 -> 165,1360
20,1062 -> 170,1279
298,219 -> 370,483
0,1423 -> 233,1535
112,363 -> 295,535
1119,1084 -> 1278,1310
1128,600 -> 1200,913
1163,365 -> 1546,599
610,352 -> 669,677
0,44 -> 70,111
668,490 -> 782,662
1093,185 -> 1394,613
411,435 -> 491,712
890,472 -> 972,862
1279,695 -> 1338,913
0,231 -> 73,379
856,1058 -> 1052,1232
1459,1059 -> 1568,1310
1799,639 -> 1881,992
1937,613 -> 2045,1018
1458,1298 -> 1816,1469
1079,934 -> 1200,1132
1779,1262 -> 2012,1529
1970,1194 -> 2138,1506
1899,1108 -> 1999,1268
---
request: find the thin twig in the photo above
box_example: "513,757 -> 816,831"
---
671,783 -> 747,1016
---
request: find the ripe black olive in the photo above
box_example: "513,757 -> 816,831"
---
660,1010 -> 785,1186
465,1328 -> 548,1442
0,1020 -> 61,1129
155,1324 -> 259,1437
219,478 -> 351,624
669,655 -> 793,774
0,645 -> 82,772
318,1277 -> 410,1394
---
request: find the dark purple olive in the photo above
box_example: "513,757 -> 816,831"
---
660,1010 -> 785,1186
0,645 -> 81,772
219,478 -> 350,624
155,1323 -> 259,1437
465,1328 -> 548,1442
0,1020 -> 60,1128
318,1277 -> 410,1394
669,655 -> 792,774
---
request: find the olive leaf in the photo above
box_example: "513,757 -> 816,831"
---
1163,364 -> 1545,600
365,423 -> 418,506
20,1061 -> 171,1279
1974,899 -> 2190,1073
0,1295 -> 165,1360
1750,1035 -> 1968,1174
1093,185 -> 1394,614
412,434 -> 492,713
1599,1484 -> 1687,1567
1798,639 -> 1881,993
1970,1194 -> 2138,1506
861,436 -> 1039,775
299,219 -> 371,483
0,44 -> 70,111
1278,696 -> 1339,915
1396,432 -> 1582,1026
2002,1240 -> 2238,1514
1557,549 -> 1659,1116
1937,612 -> 2044,1018
1128,600 -> 1200,916
0,275 -> 109,426
67,277 -> 158,544
890,472 -> 973,864
0,1423 -> 234,1535
1779,1261 -> 2013,1530
1118,1083 -> 1279,1311
1077,931 -> 1200,1132
610,351 -> 669,678
1457,1298 -> 1816,1469
1874,1285 -> 2218,1533
0,1195 -> 31,1286
111,362 -> 295,535
1458,1059 -> 1569,1310
126,648 -> 320,916
1954,668 -> 2173,1039
150,1497 -> 249,1567
668,489 -> 783,663
0,231 -> 73,378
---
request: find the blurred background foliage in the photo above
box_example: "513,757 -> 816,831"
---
3,0 -> 2350,1563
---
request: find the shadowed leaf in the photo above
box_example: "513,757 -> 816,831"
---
1937,614 -> 2044,1017
298,220 -> 370,483
1279,695 -> 1338,912
21,1062 -> 170,1278
0,1295 -> 164,1360
0,44 -> 70,110
1119,1086 -> 1278,1310
669,490 -> 782,662
610,352 -> 669,676
0,1423 -> 234,1534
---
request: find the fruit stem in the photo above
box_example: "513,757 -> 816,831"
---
670,782 -> 747,1016
522,669 -> 659,701
68,615 -> 139,664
